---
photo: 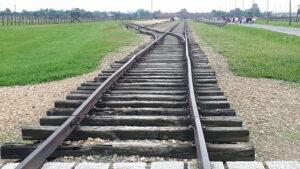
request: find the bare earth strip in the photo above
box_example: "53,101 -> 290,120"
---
191,28 -> 300,161
133,19 -> 169,26
242,24 -> 300,37
0,34 -> 151,144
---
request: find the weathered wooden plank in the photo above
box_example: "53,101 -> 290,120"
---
207,143 -> 255,161
22,126 -> 194,141
67,94 -> 187,101
200,109 -> 236,116
198,101 -> 230,110
96,101 -> 187,108
22,126 -> 249,142
40,116 -> 242,127
47,107 -> 188,116
40,116 -> 190,127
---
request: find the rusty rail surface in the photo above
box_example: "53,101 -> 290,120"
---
183,22 -> 211,169
128,22 -> 185,43
15,22 -> 180,169
132,20 -> 211,169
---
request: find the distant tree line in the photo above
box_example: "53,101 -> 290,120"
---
211,3 -> 261,18
0,8 -> 162,26
210,3 -> 299,22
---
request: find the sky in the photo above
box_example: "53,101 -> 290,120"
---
0,0 -> 299,13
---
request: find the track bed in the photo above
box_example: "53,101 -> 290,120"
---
0,22 -> 255,168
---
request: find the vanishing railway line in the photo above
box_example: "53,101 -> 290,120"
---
0,21 -> 254,169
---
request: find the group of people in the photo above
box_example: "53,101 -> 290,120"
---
222,16 -> 257,24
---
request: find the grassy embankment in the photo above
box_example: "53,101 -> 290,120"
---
192,22 -> 300,83
0,21 -> 139,86
256,19 -> 300,29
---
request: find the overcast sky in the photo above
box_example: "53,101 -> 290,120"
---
0,0 -> 299,13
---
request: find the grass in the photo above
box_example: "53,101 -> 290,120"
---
256,19 -> 300,28
192,22 -> 300,83
0,21 -> 139,86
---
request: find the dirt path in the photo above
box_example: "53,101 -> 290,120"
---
242,24 -> 300,36
133,19 -> 169,26
0,34 -> 151,144
191,27 -> 300,161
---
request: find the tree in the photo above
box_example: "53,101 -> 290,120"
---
0,8 -> 154,22
134,9 -> 151,19
178,9 -> 189,19
251,3 -> 261,17
153,10 -> 161,18
211,10 -> 226,17
4,8 -> 11,14
229,8 -> 245,17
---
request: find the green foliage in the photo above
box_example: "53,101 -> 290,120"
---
0,21 -> 139,86
192,22 -> 300,83
134,9 -> 151,18
251,3 -> 261,17
0,8 -> 154,21
211,3 -> 261,17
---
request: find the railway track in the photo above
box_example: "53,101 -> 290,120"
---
0,21 -> 255,169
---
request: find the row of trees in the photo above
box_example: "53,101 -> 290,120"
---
212,3 -> 261,17
210,3 -> 299,22
0,8 -> 162,26
0,8 -> 161,19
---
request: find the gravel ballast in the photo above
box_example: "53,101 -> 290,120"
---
0,33 -> 151,144
191,27 -> 300,161
133,19 -> 169,26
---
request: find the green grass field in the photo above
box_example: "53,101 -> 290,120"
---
256,19 -> 300,28
0,21 -> 139,86
192,22 -> 300,83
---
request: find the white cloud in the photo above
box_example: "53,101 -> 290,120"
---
0,0 -> 299,13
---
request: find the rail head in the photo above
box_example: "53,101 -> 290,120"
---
124,23 -> 157,40
127,22 -> 185,44
15,22 -> 181,169
183,22 -> 211,169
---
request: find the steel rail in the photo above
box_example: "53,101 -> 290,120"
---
183,22 -> 211,169
15,22 -> 180,169
128,22 -> 185,43
125,23 -> 158,40
133,20 -> 211,168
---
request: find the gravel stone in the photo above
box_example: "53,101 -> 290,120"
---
265,161 -> 300,169
1,163 -> 19,169
134,20 -> 175,32
68,139 -> 190,146
54,154 -> 195,163
187,162 -> 198,169
188,162 -> 225,169
227,161 -> 265,169
133,19 -> 169,26
0,160 -> 15,167
75,162 -> 110,169
113,162 -> 146,169
210,162 -> 225,169
150,161 -> 184,169
191,26 -> 300,161
41,162 -> 76,169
